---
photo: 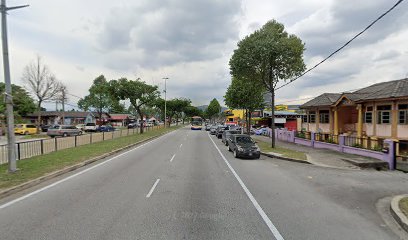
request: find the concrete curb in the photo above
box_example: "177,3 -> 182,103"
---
0,129 -> 176,200
260,152 -> 311,164
390,194 -> 408,233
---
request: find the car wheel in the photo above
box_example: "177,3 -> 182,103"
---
78,131 -> 82,135
233,150 -> 238,158
63,133 -> 68,137
24,131 -> 29,135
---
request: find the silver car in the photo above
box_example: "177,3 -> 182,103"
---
47,125 -> 82,138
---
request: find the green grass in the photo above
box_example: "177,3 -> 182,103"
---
400,197 -> 408,218
0,126 -> 180,190
21,134 -> 49,140
257,141 -> 307,161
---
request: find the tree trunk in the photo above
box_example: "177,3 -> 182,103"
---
176,115 -> 179,126
271,89 -> 275,148
137,108 -> 144,134
249,110 -> 252,136
36,101 -> 42,133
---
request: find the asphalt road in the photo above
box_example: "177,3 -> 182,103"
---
0,127 -> 407,239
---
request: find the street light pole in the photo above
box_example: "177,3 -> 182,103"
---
162,77 -> 168,128
0,0 -> 28,173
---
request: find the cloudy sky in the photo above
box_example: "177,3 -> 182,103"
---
3,0 -> 408,110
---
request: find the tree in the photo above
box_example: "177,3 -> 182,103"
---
0,83 -> 36,119
229,20 -> 306,147
206,98 -> 221,122
78,75 -> 120,123
224,77 -> 265,133
22,56 -> 62,132
110,78 -> 160,133
165,98 -> 191,127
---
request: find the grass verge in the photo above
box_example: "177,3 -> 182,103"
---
400,197 -> 408,218
257,141 -> 307,161
0,126 -> 180,190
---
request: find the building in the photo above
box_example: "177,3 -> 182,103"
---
24,111 -> 109,125
109,114 -> 133,127
300,78 -> 408,142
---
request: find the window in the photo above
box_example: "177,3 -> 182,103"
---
365,106 -> 373,123
309,111 -> 316,123
399,104 -> 408,124
302,115 -> 308,123
364,112 -> 372,123
377,105 -> 391,124
319,110 -> 329,123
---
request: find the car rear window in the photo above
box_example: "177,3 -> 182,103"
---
49,125 -> 60,129
86,123 -> 96,126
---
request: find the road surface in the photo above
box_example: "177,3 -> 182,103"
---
0,127 -> 407,239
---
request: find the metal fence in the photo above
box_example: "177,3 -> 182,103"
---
344,136 -> 384,152
0,125 -> 163,165
315,133 -> 339,144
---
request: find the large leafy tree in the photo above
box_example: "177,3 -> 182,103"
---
0,83 -> 36,121
110,78 -> 160,133
229,20 -> 306,147
206,98 -> 221,122
165,98 -> 191,126
78,75 -> 120,123
224,77 -> 265,133
22,55 -> 62,132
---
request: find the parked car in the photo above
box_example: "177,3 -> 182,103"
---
14,124 -> 37,135
76,124 -> 85,131
227,134 -> 260,159
209,125 -> 218,135
40,124 -> 51,132
216,125 -> 229,139
47,125 -> 82,138
96,125 -> 115,132
128,122 -> 139,129
84,123 -> 97,132
205,124 -> 211,131
222,130 -> 242,146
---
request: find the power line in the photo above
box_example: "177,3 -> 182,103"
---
276,0 -> 405,91
66,93 -> 82,99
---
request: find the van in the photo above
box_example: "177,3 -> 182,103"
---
14,124 -> 37,135
47,125 -> 82,138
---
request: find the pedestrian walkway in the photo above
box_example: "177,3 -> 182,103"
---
253,135 -> 386,170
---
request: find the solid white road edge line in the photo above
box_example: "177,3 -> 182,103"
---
146,179 -> 160,198
0,130 -> 177,210
170,154 -> 176,162
208,133 -> 285,240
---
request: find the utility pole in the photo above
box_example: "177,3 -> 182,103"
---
1,0 -> 28,173
60,86 -> 66,124
162,77 -> 168,128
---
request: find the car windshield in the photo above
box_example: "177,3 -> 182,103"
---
236,136 -> 254,144
15,124 -> 23,128
86,123 -> 95,126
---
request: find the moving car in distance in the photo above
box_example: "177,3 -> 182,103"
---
227,134 -> 260,159
216,125 -> 229,139
47,125 -> 82,138
222,129 -> 242,146
209,125 -> 218,135
191,116 -> 203,130
205,124 -> 211,131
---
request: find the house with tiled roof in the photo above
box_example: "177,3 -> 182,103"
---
300,78 -> 408,144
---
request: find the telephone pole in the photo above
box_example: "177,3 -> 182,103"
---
1,0 -> 29,173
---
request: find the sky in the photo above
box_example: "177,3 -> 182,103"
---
3,0 -> 408,110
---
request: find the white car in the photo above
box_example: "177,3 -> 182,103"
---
84,123 -> 97,132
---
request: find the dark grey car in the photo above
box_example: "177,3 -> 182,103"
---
209,125 -> 218,135
227,134 -> 260,159
216,125 -> 229,139
47,125 -> 82,138
222,130 -> 241,146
